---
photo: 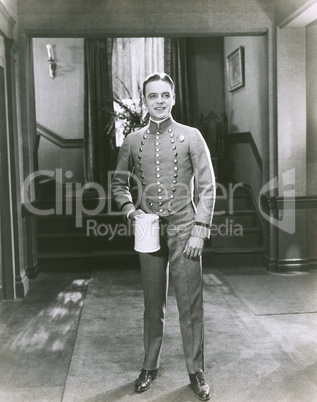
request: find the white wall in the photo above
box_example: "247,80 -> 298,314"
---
306,21 -> 317,195
277,28 -> 306,196
224,35 -> 268,197
225,35 -> 268,158
33,38 -> 85,181
33,38 -> 84,140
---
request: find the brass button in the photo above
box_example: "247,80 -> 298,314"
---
157,181 -> 161,185
142,182 -> 146,186
139,147 -> 143,152
168,128 -> 172,133
159,209 -> 163,213
138,155 -> 142,159
156,142 -> 159,146
146,130 -> 150,134
174,152 -> 178,156
172,145 -> 176,150
170,133 -> 174,138
178,135 -> 185,142
156,131 -> 160,135
174,173 -> 178,178
174,159 -> 178,163
156,153 -> 160,158
141,141 -> 145,145
156,135 -> 159,140
156,161 -> 160,165
150,202 -> 153,207
170,195 -> 174,199
174,167 -> 178,171
156,174 -> 161,178
171,139 -> 175,144
159,202 -> 163,206
156,148 -> 160,152
173,179 -> 177,184
156,167 -> 160,172
158,196 -> 163,200
158,188 -> 162,193
172,188 -> 176,192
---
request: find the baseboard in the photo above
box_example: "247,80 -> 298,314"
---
15,272 -> 30,298
263,255 -> 277,271
26,261 -> 40,279
277,258 -> 309,272
264,255 -> 310,272
308,257 -> 317,269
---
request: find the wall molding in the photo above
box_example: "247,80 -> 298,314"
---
26,261 -> 40,279
309,257 -> 317,269
279,0 -> 317,28
15,271 -> 29,298
0,2 -> 16,39
261,195 -> 317,210
0,2 -> 16,28
263,255 -> 317,272
227,131 -> 262,172
37,123 -> 84,149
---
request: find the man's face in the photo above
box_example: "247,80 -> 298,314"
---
143,79 -> 175,121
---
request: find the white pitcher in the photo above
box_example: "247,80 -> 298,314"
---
134,214 -> 160,253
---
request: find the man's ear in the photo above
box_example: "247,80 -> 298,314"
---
172,92 -> 176,106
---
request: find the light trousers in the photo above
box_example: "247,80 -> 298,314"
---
138,208 -> 204,374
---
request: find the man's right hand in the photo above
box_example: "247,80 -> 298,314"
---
128,209 -> 146,221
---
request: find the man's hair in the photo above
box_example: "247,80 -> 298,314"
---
142,72 -> 175,97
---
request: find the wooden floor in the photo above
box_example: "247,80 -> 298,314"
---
0,266 -> 317,401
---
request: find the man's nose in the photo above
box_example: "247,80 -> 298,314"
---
156,95 -> 164,103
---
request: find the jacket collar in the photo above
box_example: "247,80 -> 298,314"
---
149,116 -> 174,132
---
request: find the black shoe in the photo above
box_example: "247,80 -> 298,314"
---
134,368 -> 158,393
189,372 -> 211,401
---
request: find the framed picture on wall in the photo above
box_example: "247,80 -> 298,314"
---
226,46 -> 245,92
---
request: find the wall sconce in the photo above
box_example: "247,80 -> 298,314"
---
46,44 -> 56,79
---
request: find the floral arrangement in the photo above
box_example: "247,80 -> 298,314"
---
105,79 -> 149,145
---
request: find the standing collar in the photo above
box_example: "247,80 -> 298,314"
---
149,116 -> 174,132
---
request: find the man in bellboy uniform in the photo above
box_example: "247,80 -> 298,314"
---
111,72 -> 216,401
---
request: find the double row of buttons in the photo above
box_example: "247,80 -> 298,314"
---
137,127 -> 179,214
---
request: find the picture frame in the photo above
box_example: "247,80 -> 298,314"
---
226,46 -> 245,92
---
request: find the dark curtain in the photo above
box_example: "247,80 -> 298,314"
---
165,38 -> 192,125
84,38 -> 116,187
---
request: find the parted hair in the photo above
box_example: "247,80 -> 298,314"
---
142,72 -> 175,97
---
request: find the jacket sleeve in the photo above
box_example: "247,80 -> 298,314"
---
111,136 -> 136,214
189,129 -> 216,239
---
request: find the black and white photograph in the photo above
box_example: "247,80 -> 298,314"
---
0,1 -> 317,401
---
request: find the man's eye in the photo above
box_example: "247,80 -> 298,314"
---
148,94 -> 157,99
162,93 -> 170,99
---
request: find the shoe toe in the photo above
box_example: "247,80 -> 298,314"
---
198,385 -> 210,400
134,380 -> 150,392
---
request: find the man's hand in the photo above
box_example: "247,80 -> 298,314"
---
129,209 -> 146,221
183,236 -> 205,259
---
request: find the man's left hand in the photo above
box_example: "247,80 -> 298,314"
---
183,236 -> 205,259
